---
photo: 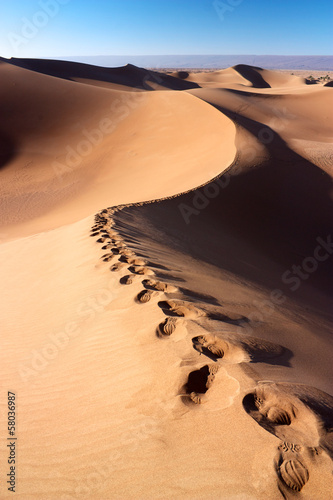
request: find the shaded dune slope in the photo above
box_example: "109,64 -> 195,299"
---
1,56 -> 200,90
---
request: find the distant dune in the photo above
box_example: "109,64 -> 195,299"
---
56,54 -> 333,71
0,57 -> 332,499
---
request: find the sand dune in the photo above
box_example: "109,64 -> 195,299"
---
172,64 -> 312,89
0,58 -> 236,239
0,60 -> 332,499
3,57 -> 200,91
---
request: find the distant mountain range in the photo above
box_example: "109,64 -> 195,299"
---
56,55 -> 333,70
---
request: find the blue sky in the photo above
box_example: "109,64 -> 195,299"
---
1,0 -> 332,59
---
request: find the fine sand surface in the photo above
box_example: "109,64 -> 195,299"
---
0,59 -> 332,499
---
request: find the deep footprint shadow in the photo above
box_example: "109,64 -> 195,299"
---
181,365 -> 219,405
120,274 -> 135,285
158,301 -> 181,317
187,365 -> 211,394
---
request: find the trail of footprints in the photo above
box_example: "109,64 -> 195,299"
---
92,208 -> 333,496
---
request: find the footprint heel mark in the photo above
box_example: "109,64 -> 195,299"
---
279,459 -> 309,492
157,317 -> 180,337
120,274 -> 136,285
265,406 -> 293,426
136,289 -> 157,303
189,392 -> 202,404
182,365 -> 219,406
275,441 -> 324,494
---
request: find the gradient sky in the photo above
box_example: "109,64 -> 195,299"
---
1,0 -> 332,59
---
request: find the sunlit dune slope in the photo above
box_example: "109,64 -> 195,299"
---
0,60 -> 236,237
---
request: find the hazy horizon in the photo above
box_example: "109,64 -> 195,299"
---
4,54 -> 333,71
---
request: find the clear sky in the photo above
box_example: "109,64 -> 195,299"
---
1,0 -> 332,59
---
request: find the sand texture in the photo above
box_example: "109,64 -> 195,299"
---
0,58 -> 332,499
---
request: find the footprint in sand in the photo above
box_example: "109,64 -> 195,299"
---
120,274 -> 138,285
143,279 -> 178,293
275,440 -> 333,496
110,262 -> 127,272
129,266 -> 155,276
157,317 -> 182,337
181,364 -> 219,405
243,382 -> 333,448
114,242 -> 126,250
243,381 -> 333,491
97,236 -> 110,243
119,256 -> 146,266
274,442 -> 317,494
101,253 -> 116,262
119,248 -> 135,257
136,289 -> 159,304
192,332 -> 285,364
109,247 -> 120,255
158,299 -> 203,319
